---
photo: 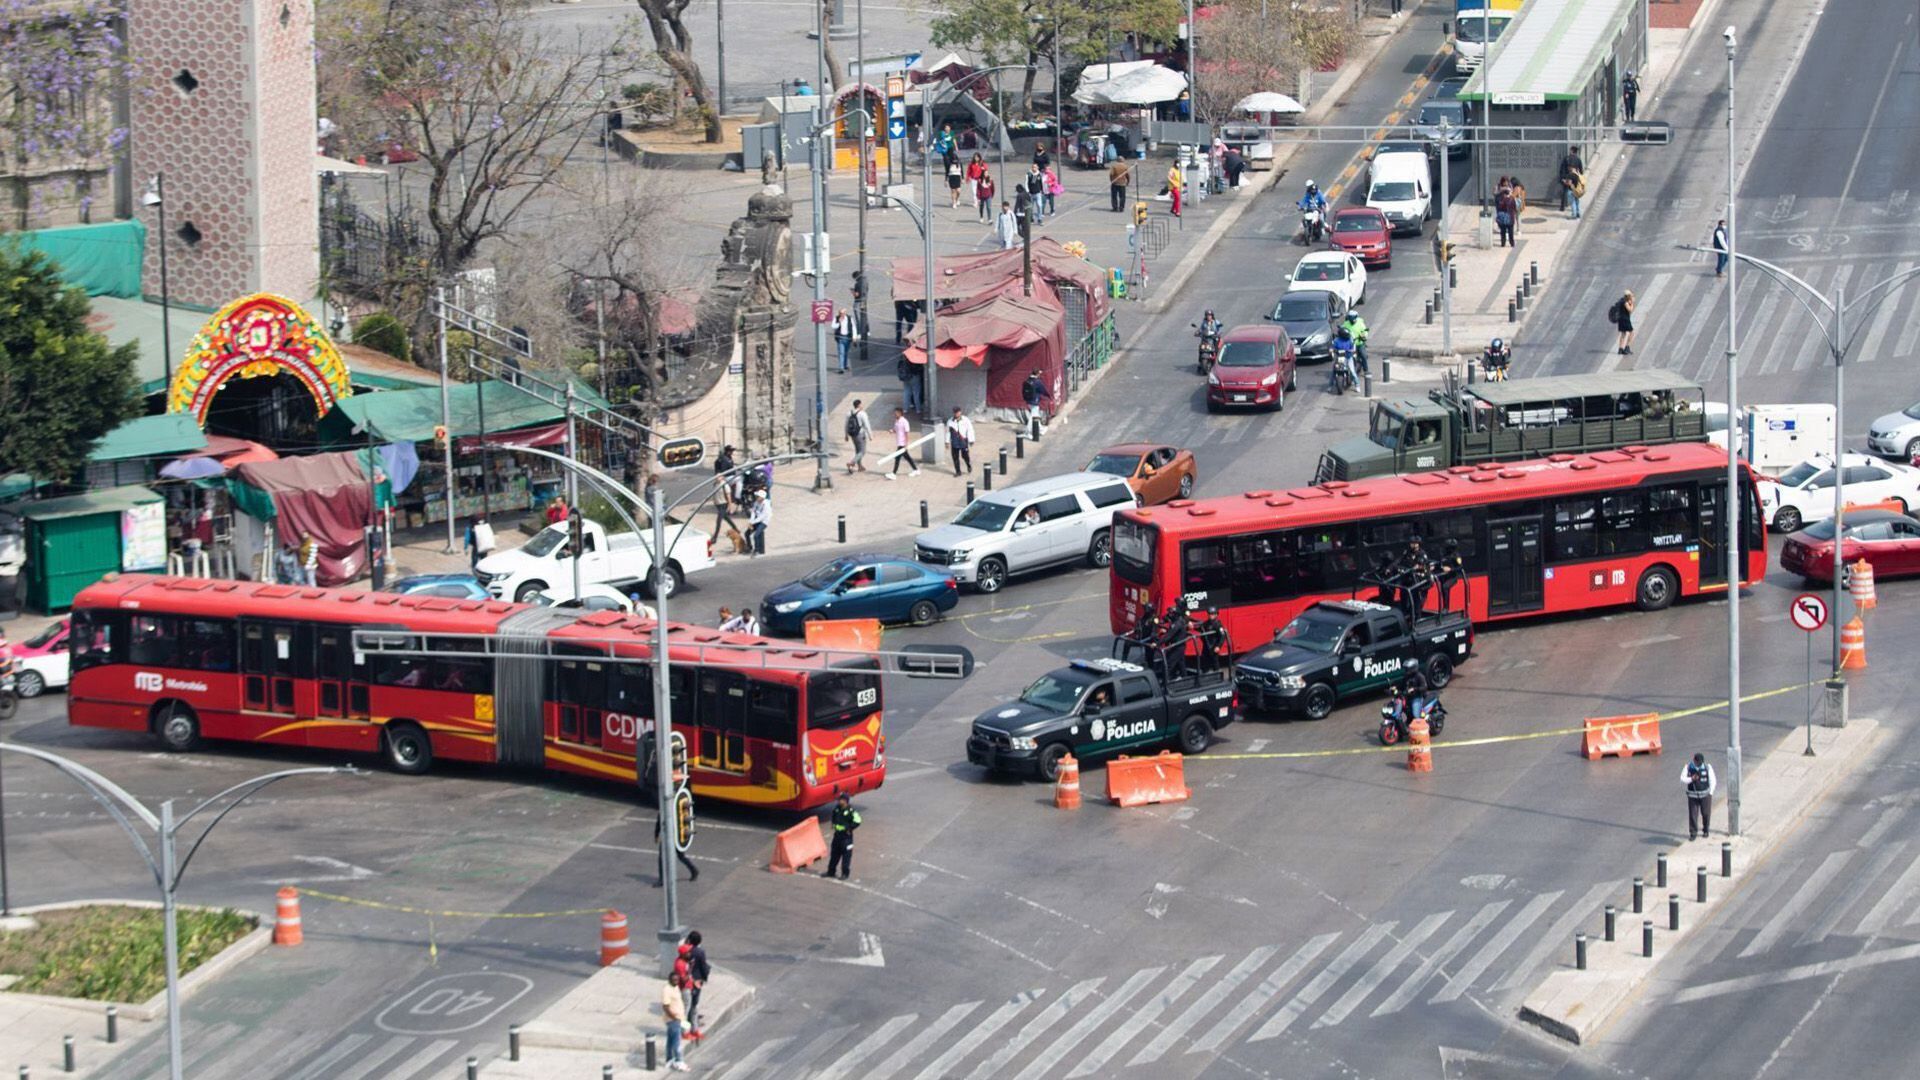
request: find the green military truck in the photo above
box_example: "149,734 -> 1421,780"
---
1314,371 -> 1710,483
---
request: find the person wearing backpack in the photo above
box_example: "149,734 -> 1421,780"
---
1609,291 -> 1636,355
844,399 -> 872,474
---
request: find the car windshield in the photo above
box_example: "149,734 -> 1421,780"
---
23,621 -> 63,649
1456,15 -> 1510,43
1333,215 -> 1380,233
1905,403 -> 1920,420
1295,261 -> 1346,282
801,559 -> 854,589
1779,461 -> 1824,487
1417,102 -> 1464,126
953,500 -> 1015,531
1019,671 -> 1093,712
1273,296 -> 1330,320
1276,611 -> 1348,653
1371,182 -> 1418,201
1217,342 -> 1275,367
1087,453 -> 1143,476
522,529 -> 566,558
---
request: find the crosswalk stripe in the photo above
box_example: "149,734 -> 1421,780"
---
1189,933 -> 1338,1055
1127,947 -> 1274,1066
283,1032 -> 374,1080
1738,271 -> 1793,376
1853,265 -> 1918,363
1798,842 -> 1908,948
1014,967 -> 1163,1080
962,979 -> 1102,1080
1314,911 -> 1450,1029
1489,882 -> 1613,995
1442,890 -> 1561,1000
334,1036 -> 421,1080
1248,922 -> 1395,1042
1858,806 -> 1908,851
711,1036 -> 792,1080
817,1015 -> 918,1080
240,1030 -> 337,1078
1892,284 -> 1920,361
1856,848 -> 1920,936
1711,856 -> 1811,962
1067,956 -> 1218,1078
776,1023 -> 859,1075
129,1022 -> 247,1080
382,1038 -> 460,1080
1373,900 -> 1510,1017
910,991 -> 1042,1080
1742,849 -> 1856,957
868,1005 -> 977,1080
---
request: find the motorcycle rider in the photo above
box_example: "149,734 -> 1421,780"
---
1195,309 -> 1224,371
1298,181 -> 1328,242
1340,310 -> 1369,375
1483,336 -> 1512,380
1329,326 -> 1357,393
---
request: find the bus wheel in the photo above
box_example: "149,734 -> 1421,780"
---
383,722 -> 434,775
1423,653 -> 1454,690
1302,683 -> 1337,721
1178,714 -> 1214,755
1635,566 -> 1678,612
155,703 -> 201,753
1037,742 -> 1068,782
908,599 -> 939,626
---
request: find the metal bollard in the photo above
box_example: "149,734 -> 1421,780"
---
1698,865 -> 1708,903
1575,931 -> 1588,970
466,1057 -> 478,1080
1722,842 -> 1733,877
1604,903 -> 1617,942
1448,264 -> 1458,289
837,514 -> 846,543
1362,371 -> 1372,398
1530,260 -> 1540,286
1669,893 -> 1681,931
966,481 -> 976,504
21,1065 -> 29,1080
1515,286 -> 1526,313
62,1038 -> 72,1074
1381,358 -> 1391,384
1633,876 -> 1645,913
983,465 -> 994,491
646,1035 -> 657,1071
919,500 -> 929,528
604,1067 -> 614,1080
1643,920 -> 1654,958
1508,299 -> 1517,323
1424,299 -> 1434,325
1657,853 -> 1668,889
999,447 -> 1009,474
1030,416 -> 1041,441
1432,287 -> 1442,311
1015,433 -> 1026,459
105,1008 -> 116,1044
510,1024 -> 522,1062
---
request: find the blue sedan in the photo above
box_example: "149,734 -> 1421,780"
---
386,573 -> 492,600
761,555 -> 959,634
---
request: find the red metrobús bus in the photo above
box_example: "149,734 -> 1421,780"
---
1109,443 -> 1766,647
66,575 -> 883,810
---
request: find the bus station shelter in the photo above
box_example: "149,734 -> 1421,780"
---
1457,0 -> 1648,198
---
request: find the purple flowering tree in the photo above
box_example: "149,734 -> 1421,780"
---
0,0 -> 132,228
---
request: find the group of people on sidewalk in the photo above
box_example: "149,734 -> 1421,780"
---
841,371 -> 1053,481
659,930 -> 712,1071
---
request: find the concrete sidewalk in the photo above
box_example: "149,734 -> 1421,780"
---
482,958 -> 753,1077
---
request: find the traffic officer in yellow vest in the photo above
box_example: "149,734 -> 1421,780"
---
824,793 -> 862,879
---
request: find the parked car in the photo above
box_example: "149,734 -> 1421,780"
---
386,573 -> 493,601
1867,401 -> 1920,460
1328,207 -> 1393,268
9,618 -> 69,698
1266,289 -> 1348,363
761,555 -> 959,633
1086,443 -> 1198,504
476,515 -> 714,602
1759,453 -> 1919,533
914,472 -> 1140,593
1207,324 -> 1297,412
1287,251 -> 1368,310
1779,509 -> 1920,583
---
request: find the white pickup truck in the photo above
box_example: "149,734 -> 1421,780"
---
476,516 -> 715,603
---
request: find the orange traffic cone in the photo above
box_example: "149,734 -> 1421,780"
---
599,909 -> 630,966
1850,559 -> 1877,612
1839,616 -> 1867,671
1406,717 -> 1433,773
1054,754 -> 1082,809
273,887 -> 302,946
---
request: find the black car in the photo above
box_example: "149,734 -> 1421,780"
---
1267,289 -> 1348,362
1235,599 -> 1473,720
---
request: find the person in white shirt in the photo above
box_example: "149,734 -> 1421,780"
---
947,406 -> 975,476
1683,753 -> 1717,839
747,490 -> 770,556
885,407 -> 920,479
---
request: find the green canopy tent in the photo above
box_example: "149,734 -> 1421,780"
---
86,413 -> 209,463
319,379 -> 617,444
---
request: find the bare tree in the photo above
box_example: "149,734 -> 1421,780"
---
630,0 -> 723,143
1188,1 -> 1356,125
820,0 -> 846,92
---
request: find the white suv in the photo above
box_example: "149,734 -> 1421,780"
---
914,472 -> 1140,592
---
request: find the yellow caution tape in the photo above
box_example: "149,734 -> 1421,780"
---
296,888 -> 608,920
1198,682 -> 1812,762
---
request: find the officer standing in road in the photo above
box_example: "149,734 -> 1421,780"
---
825,793 -> 861,879
1684,753 -> 1717,839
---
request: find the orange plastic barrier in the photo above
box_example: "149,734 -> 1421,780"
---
769,818 -> 828,873
804,618 -> 883,653
599,909 -> 629,966
1406,717 -> 1432,773
1054,753 -> 1082,809
1840,616 -> 1867,670
1850,559 -> 1877,612
1843,498 -> 1905,515
272,886 -> 302,947
1582,714 -> 1663,760
1106,751 -> 1191,807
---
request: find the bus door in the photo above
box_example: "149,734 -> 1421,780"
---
554,656 -> 607,749
241,620 -> 309,724
696,670 -> 750,773
313,625 -> 369,720
1486,518 -> 1544,615
1697,484 -> 1726,586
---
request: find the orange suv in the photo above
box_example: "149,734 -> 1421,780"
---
1086,444 -> 1198,504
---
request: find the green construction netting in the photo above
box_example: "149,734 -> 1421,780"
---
9,219 -> 147,298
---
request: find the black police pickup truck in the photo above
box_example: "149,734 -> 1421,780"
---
1234,599 -> 1472,719
967,645 -> 1236,781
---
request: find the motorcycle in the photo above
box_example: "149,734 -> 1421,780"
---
1378,694 -> 1446,745
1301,206 -> 1325,245
1482,339 -> 1512,382
0,672 -> 17,722
1329,340 -> 1358,395
1193,323 -> 1221,374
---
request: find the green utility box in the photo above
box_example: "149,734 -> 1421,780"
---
12,485 -> 164,612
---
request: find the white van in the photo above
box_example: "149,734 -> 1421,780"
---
1366,149 -> 1431,236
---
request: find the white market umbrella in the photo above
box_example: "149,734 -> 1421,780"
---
1233,92 -> 1305,115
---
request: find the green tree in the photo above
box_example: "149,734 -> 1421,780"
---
931,0 -> 1180,114
352,311 -> 411,363
0,246 -> 139,482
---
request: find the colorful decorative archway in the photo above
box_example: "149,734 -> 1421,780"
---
166,294 -> 353,425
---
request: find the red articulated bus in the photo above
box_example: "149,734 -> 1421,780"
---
1110,443 -> 1766,647
66,575 -> 883,811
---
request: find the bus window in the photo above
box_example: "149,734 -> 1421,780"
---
1181,541 -> 1231,593
1551,499 -> 1599,561
71,609 -> 121,671
1229,534 -> 1287,603
1113,519 -> 1157,585
184,619 -> 236,672
808,667 -> 880,731
1647,485 -> 1694,546
130,614 -> 178,666
1597,492 -> 1648,554
747,683 -> 798,744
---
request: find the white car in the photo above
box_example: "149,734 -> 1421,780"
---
1759,453 -> 1920,533
1867,401 -> 1920,460
529,583 -> 656,618
1287,251 -> 1367,310
8,618 -> 69,698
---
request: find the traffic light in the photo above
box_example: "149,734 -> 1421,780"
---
433,424 -> 448,446
568,509 -> 584,553
1133,201 -> 1148,226
672,786 -> 695,853
669,730 -> 688,783
1619,121 -> 1672,145
657,436 -> 706,471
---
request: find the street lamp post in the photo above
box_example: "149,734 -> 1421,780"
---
0,744 -> 352,1080
141,174 -> 172,388
1721,27 -> 1743,835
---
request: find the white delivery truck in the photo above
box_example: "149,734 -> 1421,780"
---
476,516 -> 715,603
1707,403 -> 1837,476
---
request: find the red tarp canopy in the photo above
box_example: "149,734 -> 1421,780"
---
455,420 -> 569,455
905,276 -> 1069,415
888,238 -> 1111,326
234,451 -> 373,586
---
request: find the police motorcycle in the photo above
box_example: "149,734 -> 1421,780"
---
1298,182 -> 1328,244
1193,311 -> 1224,374
1482,337 -> 1512,382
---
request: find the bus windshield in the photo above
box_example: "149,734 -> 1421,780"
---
1455,15 -> 1511,43
1113,519 -> 1156,585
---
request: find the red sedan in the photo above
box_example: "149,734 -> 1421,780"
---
1329,207 -> 1392,268
1778,509 -> 1920,583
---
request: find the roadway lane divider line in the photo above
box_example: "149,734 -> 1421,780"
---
298,889 -> 609,920
1197,683 -> 1811,762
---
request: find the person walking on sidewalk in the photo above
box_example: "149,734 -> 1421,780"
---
1621,70 -> 1641,123
965,153 -> 987,210
1712,219 -> 1729,278
996,200 -> 1018,250
832,307 -> 857,373
975,171 -> 996,222
1109,157 -> 1132,211
464,516 -> 494,571
947,405 -> 976,476
885,407 -> 920,479
1020,370 -> 1052,432
1167,160 -> 1185,217
1610,290 -> 1637,355
824,793 -> 861,879
844,399 -> 872,474
946,155 -> 965,208
1494,183 -> 1517,248
661,971 -> 690,1071
747,489 -> 770,556
1684,752 -> 1717,839
1559,147 -> 1584,213
1025,165 -> 1047,224
684,931 -> 711,1039
1043,164 -> 1062,216
654,813 -> 700,884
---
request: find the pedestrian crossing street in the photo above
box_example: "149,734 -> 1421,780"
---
110,1024 -> 480,1080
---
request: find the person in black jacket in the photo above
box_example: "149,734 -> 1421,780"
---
683,931 -> 711,1039
825,794 -> 861,879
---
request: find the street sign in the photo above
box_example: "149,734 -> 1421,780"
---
672,786 -> 695,853
887,98 -> 906,119
887,117 -> 907,140
886,75 -> 906,99
811,299 -> 835,323
657,436 -> 707,470
1789,593 -> 1829,633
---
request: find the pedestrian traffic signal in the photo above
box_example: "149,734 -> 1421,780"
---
1133,201 -> 1148,226
669,729 -> 688,782
657,436 -> 706,470
672,786 -> 695,853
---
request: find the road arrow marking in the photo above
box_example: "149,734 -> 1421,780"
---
265,855 -> 379,884
828,932 -> 886,967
